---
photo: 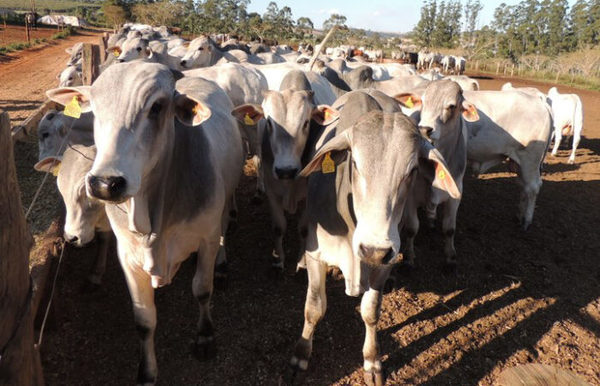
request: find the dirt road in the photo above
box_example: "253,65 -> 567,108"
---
3,43 -> 599,385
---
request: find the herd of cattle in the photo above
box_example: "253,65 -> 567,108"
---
32,23 -> 584,385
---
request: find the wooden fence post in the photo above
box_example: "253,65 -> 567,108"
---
0,111 -> 42,386
82,43 -> 100,85
496,62 -> 500,74
511,64 -> 515,77
475,61 -> 479,71
25,19 -> 30,44
98,34 -> 108,64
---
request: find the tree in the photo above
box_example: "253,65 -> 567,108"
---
102,0 -> 127,29
414,0 -> 437,47
132,0 -> 184,27
322,13 -> 347,30
463,0 -> 483,47
296,16 -> 313,37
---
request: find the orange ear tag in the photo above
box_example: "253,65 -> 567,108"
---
244,113 -> 254,125
64,96 -> 81,119
321,152 -> 335,174
324,109 -> 331,122
405,96 -> 414,108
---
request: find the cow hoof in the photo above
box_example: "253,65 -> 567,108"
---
568,159 -> 575,164
80,279 -> 102,294
192,335 -> 217,361
364,368 -> 385,386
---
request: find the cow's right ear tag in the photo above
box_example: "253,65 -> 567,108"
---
244,113 -> 254,125
64,96 -> 81,119
321,152 -> 335,174
113,49 -> 120,57
405,96 -> 414,108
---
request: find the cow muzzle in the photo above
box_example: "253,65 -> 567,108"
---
87,175 -> 127,202
419,126 -> 434,142
274,167 -> 299,180
358,244 -> 399,266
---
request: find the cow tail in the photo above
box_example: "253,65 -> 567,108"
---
540,103 -> 554,173
574,95 -> 583,137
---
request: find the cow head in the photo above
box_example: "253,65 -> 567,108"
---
300,111 -> 460,266
34,110 -> 71,172
180,36 -> 214,69
46,62 -> 209,208
58,65 -> 82,87
56,145 -> 104,246
232,90 -> 339,180
398,80 -> 479,142
108,37 -> 152,63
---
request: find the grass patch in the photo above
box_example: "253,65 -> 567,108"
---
0,0 -> 100,11
0,26 -> 73,54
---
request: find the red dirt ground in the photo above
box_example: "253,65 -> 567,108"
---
3,40 -> 599,385
0,24 -> 63,46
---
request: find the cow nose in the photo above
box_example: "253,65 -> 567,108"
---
87,175 -> 127,201
65,233 -> 78,244
419,126 -> 434,140
275,167 -> 299,180
180,60 -> 187,67
117,59 -> 125,63
358,244 -> 394,265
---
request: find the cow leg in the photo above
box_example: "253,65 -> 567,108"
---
296,205 -> 308,271
569,132 -> 580,164
425,202 -> 437,229
214,205 -> 231,290
267,193 -> 286,270
253,155 -> 265,203
118,249 -> 157,385
85,231 -> 111,290
361,267 -> 391,386
551,127 -> 562,156
192,233 -> 220,360
402,200 -> 419,267
517,163 -> 542,230
290,254 -> 327,376
441,198 -> 460,267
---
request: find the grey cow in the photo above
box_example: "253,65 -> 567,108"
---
48,145 -> 111,288
289,91 -> 459,385
400,80 -> 552,231
34,109 -> 94,172
47,62 -> 244,385
231,70 -> 338,270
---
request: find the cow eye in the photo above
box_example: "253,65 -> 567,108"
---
198,47 -> 204,51
68,77 -> 73,81
149,102 -> 162,119
41,132 -> 49,139
136,47 -> 142,52
446,104 -> 455,111
303,120 -> 309,130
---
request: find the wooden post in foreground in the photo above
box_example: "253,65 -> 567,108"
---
25,19 -> 31,44
0,111 -> 42,386
82,43 -> 100,85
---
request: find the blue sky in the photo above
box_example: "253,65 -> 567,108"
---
246,0 -> 576,33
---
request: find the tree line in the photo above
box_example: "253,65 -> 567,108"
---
412,0 -> 600,59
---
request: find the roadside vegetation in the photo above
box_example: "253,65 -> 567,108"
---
0,26 -> 74,54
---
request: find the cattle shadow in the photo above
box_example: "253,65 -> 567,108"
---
0,53 -> 17,63
469,75 -> 494,80
38,171 -> 600,385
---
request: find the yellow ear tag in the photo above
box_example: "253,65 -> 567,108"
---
321,152 -> 335,174
64,96 -> 82,119
51,163 -> 61,177
324,109 -> 331,122
438,168 -> 446,180
405,96 -> 414,108
113,49 -> 120,57
244,113 -> 254,125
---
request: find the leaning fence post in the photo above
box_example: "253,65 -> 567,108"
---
0,110 -> 42,386
82,43 -> 100,85
496,62 -> 500,74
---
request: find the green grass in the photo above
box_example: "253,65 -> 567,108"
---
0,26 -> 72,54
0,0 -> 100,11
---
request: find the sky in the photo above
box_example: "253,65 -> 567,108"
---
246,0 -> 576,34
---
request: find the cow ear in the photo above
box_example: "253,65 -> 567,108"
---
418,140 -> 461,199
312,105 -> 339,126
461,100 -> 479,122
34,156 -> 62,175
231,104 -> 264,126
107,46 -> 122,57
394,93 -> 422,110
56,72 -> 61,80
145,47 -> 153,57
300,130 -> 350,177
174,93 -> 211,126
65,48 -> 72,54
46,87 -> 92,113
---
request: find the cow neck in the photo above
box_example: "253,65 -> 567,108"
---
433,116 -> 467,177
210,45 -> 224,66
336,153 -> 357,230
